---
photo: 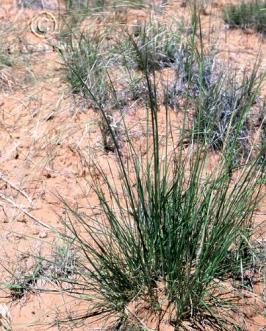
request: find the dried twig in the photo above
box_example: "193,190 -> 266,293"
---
0,193 -> 51,230
0,172 -> 33,205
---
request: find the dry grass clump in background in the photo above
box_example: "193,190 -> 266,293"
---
2,243 -> 76,301
58,20 -> 181,150
65,0 -> 145,11
223,0 -> 266,35
61,0 -> 146,34
192,61 -> 265,160
0,20 -> 15,92
58,32 -> 107,101
119,21 -> 181,71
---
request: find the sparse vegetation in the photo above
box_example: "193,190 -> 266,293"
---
0,50 -> 14,92
3,244 -> 76,300
0,52 -> 13,68
4,258 -> 45,300
223,0 -> 266,34
65,0 -> 145,11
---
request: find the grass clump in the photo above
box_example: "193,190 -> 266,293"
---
192,62 -> 264,158
160,32 -> 264,159
0,52 -> 13,68
223,0 -> 266,34
56,40 -> 265,328
58,20 -> 180,103
120,21 -> 180,71
58,31 -> 111,108
58,30 -> 124,151
51,12 -> 266,328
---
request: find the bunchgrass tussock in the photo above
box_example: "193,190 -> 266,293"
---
58,31 -> 107,103
192,61 -> 265,158
162,23 -> 265,159
54,24 -> 265,329
119,21 -> 180,71
58,28 -> 124,151
162,40 -> 216,108
223,0 -> 266,35
43,9 -> 266,328
159,33 -> 264,161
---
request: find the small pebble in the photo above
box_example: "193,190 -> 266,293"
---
39,231 -> 48,239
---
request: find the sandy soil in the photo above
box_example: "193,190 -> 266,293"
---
0,0 -> 265,330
